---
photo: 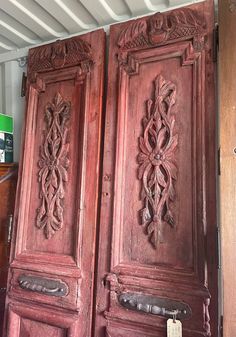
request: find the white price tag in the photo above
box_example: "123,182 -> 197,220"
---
167,318 -> 182,337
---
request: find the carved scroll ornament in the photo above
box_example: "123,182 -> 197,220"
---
36,93 -> 71,239
118,8 -> 206,51
137,75 -> 178,248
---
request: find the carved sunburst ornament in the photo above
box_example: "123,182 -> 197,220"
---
137,75 -> 178,248
36,93 -> 71,239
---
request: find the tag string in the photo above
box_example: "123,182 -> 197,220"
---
172,310 -> 178,323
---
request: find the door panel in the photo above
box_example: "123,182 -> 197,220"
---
5,30 -> 105,337
95,2 -> 217,337
110,42 -> 203,277
7,302 -> 78,337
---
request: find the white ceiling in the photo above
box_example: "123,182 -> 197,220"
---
0,0 -> 203,58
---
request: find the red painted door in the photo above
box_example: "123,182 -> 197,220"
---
4,30 -> 105,337
94,2 -> 218,337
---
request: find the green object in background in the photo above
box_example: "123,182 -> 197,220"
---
0,114 -> 14,163
0,113 -> 13,134
5,133 -> 13,162
0,132 -> 13,163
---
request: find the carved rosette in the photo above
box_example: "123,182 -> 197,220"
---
137,75 -> 178,248
36,93 -> 71,239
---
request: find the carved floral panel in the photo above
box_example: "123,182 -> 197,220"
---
138,74 -> 178,248
36,92 -> 71,239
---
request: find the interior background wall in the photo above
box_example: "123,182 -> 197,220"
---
219,0 -> 236,336
0,61 -> 26,162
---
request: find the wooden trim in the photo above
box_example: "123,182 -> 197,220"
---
219,0 -> 236,336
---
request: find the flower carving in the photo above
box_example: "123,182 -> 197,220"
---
36,92 -> 71,239
137,74 -> 178,248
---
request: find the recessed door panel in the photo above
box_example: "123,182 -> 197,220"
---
25,81 -> 85,257
7,302 -> 77,337
112,46 -> 195,273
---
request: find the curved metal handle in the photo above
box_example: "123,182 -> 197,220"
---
118,293 -> 192,320
19,280 -> 62,294
18,274 -> 68,297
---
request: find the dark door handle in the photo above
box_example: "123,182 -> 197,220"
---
118,293 -> 192,320
18,274 -> 69,297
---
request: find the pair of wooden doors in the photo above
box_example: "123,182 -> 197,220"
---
4,1 -> 218,337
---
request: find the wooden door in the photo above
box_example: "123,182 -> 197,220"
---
95,2 -> 218,337
4,30 -> 105,337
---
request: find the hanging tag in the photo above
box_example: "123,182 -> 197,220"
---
167,318 -> 182,337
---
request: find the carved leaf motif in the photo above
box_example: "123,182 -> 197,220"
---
138,74 -> 178,248
169,8 -> 204,27
166,8 -> 205,42
36,92 -> 71,239
117,20 -> 148,49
